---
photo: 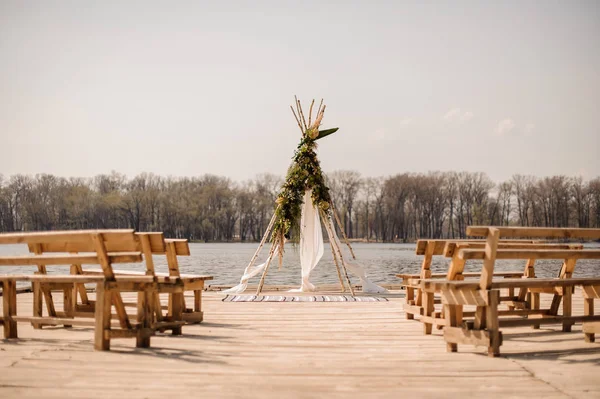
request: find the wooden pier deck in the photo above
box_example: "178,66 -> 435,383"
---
1,290 -> 599,398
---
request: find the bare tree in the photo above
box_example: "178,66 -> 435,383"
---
328,170 -> 362,238
1,171 -> 599,241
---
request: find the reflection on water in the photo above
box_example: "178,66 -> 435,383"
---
1,242 -> 599,287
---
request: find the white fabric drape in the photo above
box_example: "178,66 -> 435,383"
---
325,213 -> 388,294
223,245 -> 279,294
289,190 -> 324,292
225,189 -> 386,294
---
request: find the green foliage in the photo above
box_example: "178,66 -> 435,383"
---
272,136 -> 332,243
315,127 -> 339,141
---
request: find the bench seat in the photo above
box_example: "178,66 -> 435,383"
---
421,277 -> 600,292
458,249 -> 600,261
0,230 -> 179,350
50,233 -> 215,329
433,226 -> 600,357
398,271 -> 524,282
79,268 -> 213,279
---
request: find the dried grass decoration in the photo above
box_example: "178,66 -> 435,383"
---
271,97 -> 339,268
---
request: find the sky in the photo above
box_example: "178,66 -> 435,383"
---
1,1 -> 599,183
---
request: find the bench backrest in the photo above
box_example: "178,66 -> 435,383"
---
443,242 -> 584,280
1,230 -> 142,280
444,242 -> 583,257
465,226 -> 600,289
416,238 -> 545,280
467,226 -> 600,240
136,233 -> 190,277
415,239 -> 544,256
24,231 -> 190,277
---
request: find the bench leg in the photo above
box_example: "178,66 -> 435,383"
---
2,280 -> 18,339
112,292 -> 132,330
193,290 -> 204,323
486,290 -> 501,357
584,298 -> 595,343
168,293 -> 175,317
474,306 -> 486,330
180,291 -> 188,312
436,307 -> 446,330
70,264 -> 91,307
416,287 -> 423,307
94,283 -> 112,351
445,304 -> 459,352
562,288 -> 573,332
507,287 -> 515,311
406,287 -> 415,320
194,290 -> 201,312
63,287 -> 74,328
32,281 -> 43,329
41,285 -> 57,318
531,293 -> 541,329
522,260 -> 536,311
136,288 -> 152,348
423,292 -> 434,335
153,293 -> 164,323
171,293 -> 183,336
525,290 -> 532,309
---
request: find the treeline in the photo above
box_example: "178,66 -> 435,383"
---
0,171 -> 599,242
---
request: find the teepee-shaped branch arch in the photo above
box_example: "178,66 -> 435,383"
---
223,98 -> 386,296
271,97 -> 336,266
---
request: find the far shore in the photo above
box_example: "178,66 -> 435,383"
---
188,239 -> 417,244
188,238 -> 600,244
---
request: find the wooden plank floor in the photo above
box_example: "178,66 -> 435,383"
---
1,290 -> 599,398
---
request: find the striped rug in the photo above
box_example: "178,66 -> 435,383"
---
222,295 -> 389,302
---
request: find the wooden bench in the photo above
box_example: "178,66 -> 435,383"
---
441,242 -> 583,326
28,232 -> 212,334
87,234 -> 211,329
417,241 -> 584,333
422,226 -> 600,356
144,235 -> 211,325
0,230 -> 184,350
397,238 -> 566,324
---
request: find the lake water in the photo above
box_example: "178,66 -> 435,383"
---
2,242 -> 600,288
